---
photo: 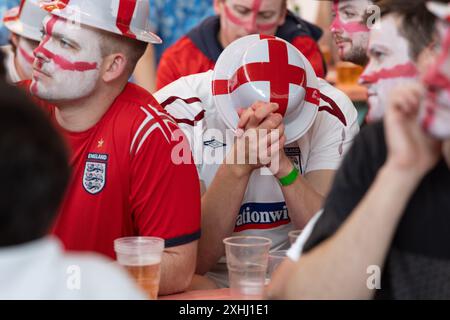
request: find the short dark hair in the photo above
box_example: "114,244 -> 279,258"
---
377,0 -> 447,60
0,81 -> 70,247
98,30 -> 148,76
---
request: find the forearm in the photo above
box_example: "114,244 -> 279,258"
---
270,164 -> 422,299
159,243 -> 197,295
281,176 -> 325,229
276,157 -> 326,228
197,163 -> 252,274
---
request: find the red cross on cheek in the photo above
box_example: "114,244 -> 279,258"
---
224,0 -> 279,32
331,0 -> 370,34
33,16 -> 98,72
18,45 -> 35,65
213,38 -> 320,116
360,62 -> 418,84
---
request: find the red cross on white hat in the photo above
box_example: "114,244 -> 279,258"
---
3,0 -> 48,41
212,34 -> 320,144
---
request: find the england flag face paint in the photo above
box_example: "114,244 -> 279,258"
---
219,0 -> 285,46
331,0 -> 371,65
31,15 -> 102,102
360,14 -> 419,122
16,36 -> 39,80
421,21 -> 450,140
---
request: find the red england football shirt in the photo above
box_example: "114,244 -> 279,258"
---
25,82 -> 201,258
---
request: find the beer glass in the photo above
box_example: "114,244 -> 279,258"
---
114,236 -> 164,300
223,236 -> 271,298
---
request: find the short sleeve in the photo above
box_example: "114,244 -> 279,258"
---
129,116 -> 201,248
302,122 -> 387,253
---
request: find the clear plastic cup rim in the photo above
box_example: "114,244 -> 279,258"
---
114,236 -> 164,255
223,236 -> 272,247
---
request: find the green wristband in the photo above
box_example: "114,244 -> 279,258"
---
278,167 -> 299,186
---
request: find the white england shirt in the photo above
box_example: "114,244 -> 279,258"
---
155,70 -> 360,287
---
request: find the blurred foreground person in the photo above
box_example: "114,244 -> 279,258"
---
0,81 -> 145,299
268,0 -> 450,300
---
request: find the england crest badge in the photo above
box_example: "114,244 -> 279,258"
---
83,153 -> 108,195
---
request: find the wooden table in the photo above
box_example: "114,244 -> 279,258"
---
159,288 -> 265,300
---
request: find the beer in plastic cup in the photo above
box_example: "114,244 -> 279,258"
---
114,237 -> 164,300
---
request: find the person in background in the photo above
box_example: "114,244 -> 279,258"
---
329,0 -> 375,66
0,80 -> 146,299
1,0 -> 48,83
155,0 -> 327,90
133,0 -> 214,92
268,0 -> 450,300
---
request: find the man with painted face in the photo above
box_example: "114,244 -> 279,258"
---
360,0 -> 440,122
268,0 -> 450,300
26,0 -> 201,296
330,0 -> 374,66
155,0 -> 327,90
1,0 -> 47,83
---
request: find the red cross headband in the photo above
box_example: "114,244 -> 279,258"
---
212,34 -> 321,144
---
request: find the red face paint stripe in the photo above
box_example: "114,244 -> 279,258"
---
36,45 -> 98,71
331,0 -> 370,34
224,0 -> 279,32
251,0 -> 262,31
18,46 -> 35,65
422,92 -> 437,132
116,0 -> 138,39
34,16 -> 98,72
424,28 -> 450,91
360,62 -> 418,84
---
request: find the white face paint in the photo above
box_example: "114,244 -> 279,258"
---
331,0 -> 371,65
31,15 -> 103,102
15,36 -> 39,80
360,14 -> 419,122
421,21 -> 450,140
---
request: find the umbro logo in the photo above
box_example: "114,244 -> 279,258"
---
203,138 -> 226,149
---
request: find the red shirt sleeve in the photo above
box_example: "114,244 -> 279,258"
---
129,119 -> 201,247
291,36 -> 326,78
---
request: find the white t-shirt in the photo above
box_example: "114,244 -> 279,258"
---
155,70 -> 360,287
0,237 -> 146,300
1,45 -> 20,84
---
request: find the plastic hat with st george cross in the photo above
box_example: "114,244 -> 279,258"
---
212,34 -> 321,144
38,0 -> 162,44
3,0 -> 49,42
427,1 -> 450,23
